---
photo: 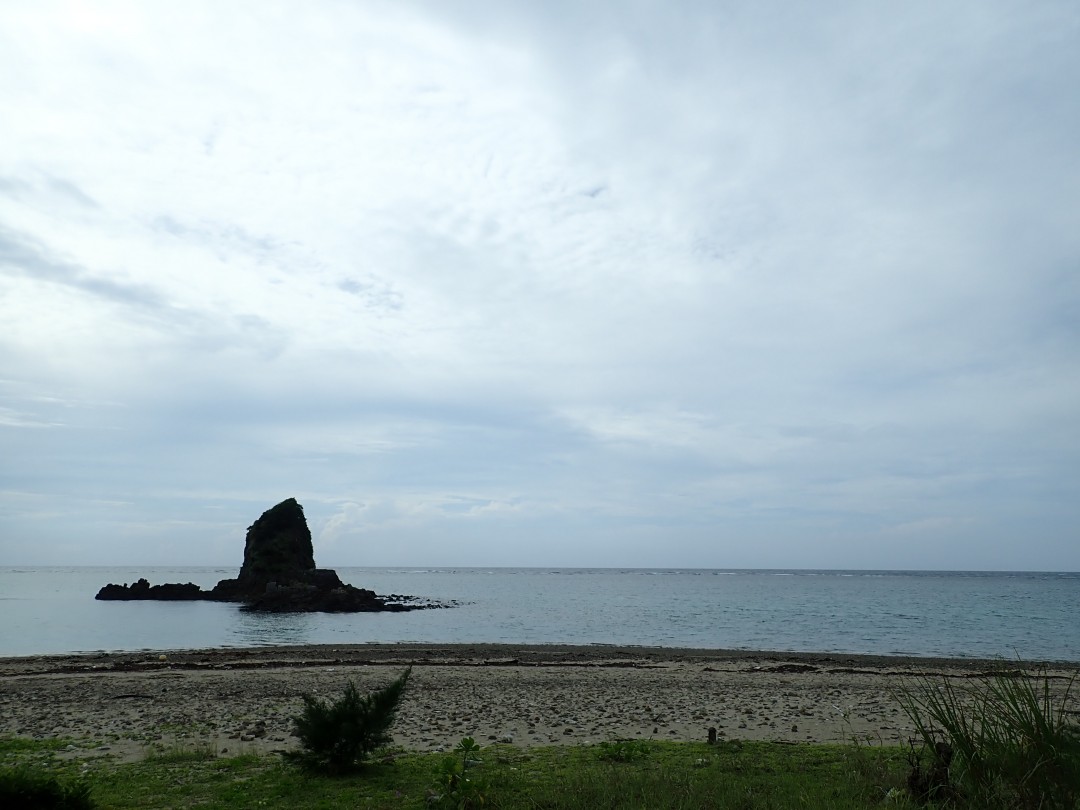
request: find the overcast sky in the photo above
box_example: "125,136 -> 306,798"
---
2,1 -> 1078,571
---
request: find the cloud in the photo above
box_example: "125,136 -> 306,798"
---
0,406 -> 63,429
0,224 -> 166,310
0,0 -> 1077,569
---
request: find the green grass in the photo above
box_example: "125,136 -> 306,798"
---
2,736 -> 917,809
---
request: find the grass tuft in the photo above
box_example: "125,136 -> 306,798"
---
595,739 -> 654,762
898,665 -> 1080,808
143,740 -> 219,764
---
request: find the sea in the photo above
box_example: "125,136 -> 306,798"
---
1,567 -> 1078,662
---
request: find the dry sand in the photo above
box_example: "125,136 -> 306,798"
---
2,644 -> 1076,763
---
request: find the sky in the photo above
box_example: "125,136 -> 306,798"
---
1,1 -> 1078,571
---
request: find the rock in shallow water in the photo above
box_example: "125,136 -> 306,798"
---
95,498 -> 444,613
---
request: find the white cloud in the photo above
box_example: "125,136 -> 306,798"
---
1,0 -> 1077,569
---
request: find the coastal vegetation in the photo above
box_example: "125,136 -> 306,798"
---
0,759 -> 94,809
285,668 -> 412,775
3,663 -> 1077,808
3,736 -> 912,809
898,666 -> 1080,808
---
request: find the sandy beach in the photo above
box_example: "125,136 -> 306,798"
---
2,645 -> 1076,763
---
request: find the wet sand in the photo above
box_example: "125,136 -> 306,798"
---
1,644 -> 1076,763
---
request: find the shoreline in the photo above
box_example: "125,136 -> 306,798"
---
6,641 -> 1079,672
3,644 -> 1077,764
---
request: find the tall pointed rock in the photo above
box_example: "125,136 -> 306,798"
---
236,497 -> 316,589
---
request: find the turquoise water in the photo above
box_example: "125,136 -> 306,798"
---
1,567 -> 1077,660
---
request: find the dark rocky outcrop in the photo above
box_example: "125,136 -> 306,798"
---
96,578 -> 203,601
206,497 -> 321,603
95,498 -> 441,613
214,497 -> 316,597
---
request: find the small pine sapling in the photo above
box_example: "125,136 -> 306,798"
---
285,667 -> 411,775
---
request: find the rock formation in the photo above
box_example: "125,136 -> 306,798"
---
95,579 -> 203,601
207,497 -> 319,602
96,498 -> 438,613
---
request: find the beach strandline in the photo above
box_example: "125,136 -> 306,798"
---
2,643 -> 1077,764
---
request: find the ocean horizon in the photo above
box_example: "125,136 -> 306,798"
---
2,566 -> 1078,661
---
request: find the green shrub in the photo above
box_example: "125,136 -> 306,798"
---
429,736 -> 489,808
898,665 -> 1080,808
0,765 -> 96,809
595,739 -> 654,762
284,667 -> 411,775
